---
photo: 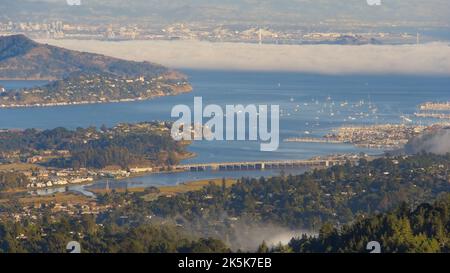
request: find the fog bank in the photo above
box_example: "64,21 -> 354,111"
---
39,39 -> 450,75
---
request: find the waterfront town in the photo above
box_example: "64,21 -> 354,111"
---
286,123 -> 450,149
0,74 -> 192,108
325,124 -> 426,149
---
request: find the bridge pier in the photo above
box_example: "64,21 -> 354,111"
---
255,163 -> 265,170
190,166 -> 207,172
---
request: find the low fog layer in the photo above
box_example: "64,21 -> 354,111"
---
226,223 -> 315,251
39,39 -> 450,75
405,129 -> 450,155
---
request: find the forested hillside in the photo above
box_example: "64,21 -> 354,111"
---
281,194 -> 450,253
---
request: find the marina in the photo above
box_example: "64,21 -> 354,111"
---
419,102 -> 450,111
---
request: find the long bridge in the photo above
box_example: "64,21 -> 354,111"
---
175,158 -> 353,172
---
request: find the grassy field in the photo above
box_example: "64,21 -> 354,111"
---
0,192 -> 89,205
0,163 -> 43,171
158,178 -> 237,195
145,178 -> 237,201
89,178 -> 237,201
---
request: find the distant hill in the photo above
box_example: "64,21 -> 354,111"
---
0,34 -> 167,80
0,35 -> 192,108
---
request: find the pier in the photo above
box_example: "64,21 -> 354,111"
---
415,112 -> 450,119
284,137 -> 345,144
419,102 -> 450,111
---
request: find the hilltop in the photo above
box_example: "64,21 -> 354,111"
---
0,35 -> 192,107
0,34 -> 168,80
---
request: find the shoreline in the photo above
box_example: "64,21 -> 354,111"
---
0,151 -> 197,194
0,77 -> 56,81
86,165 -> 318,195
0,85 -> 192,109
36,153 -> 196,191
89,178 -> 238,196
19,152 -> 369,194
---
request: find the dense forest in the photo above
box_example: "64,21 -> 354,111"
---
0,214 -> 229,253
278,193 -> 450,253
149,154 -> 450,230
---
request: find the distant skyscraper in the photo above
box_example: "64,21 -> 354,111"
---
259,28 -> 262,45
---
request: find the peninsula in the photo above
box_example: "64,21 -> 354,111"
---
0,35 -> 192,108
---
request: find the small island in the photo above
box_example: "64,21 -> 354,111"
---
0,35 -> 192,108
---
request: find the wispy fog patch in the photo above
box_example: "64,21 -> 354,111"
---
169,214 -> 315,252
225,223 -> 315,251
39,39 -> 450,75
404,129 -> 450,155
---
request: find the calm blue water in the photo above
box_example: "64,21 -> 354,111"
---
0,80 -> 47,90
2,71 -> 450,192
